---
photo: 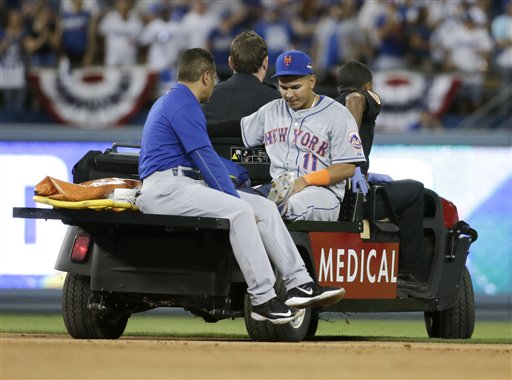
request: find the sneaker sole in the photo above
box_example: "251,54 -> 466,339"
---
397,288 -> 430,299
250,308 -> 305,325
286,288 -> 345,308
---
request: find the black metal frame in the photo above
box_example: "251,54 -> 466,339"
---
12,196 -> 473,315
13,207 -> 230,230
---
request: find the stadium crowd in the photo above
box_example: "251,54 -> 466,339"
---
0,0 -> 510,129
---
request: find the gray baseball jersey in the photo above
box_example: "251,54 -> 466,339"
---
241,95 -> 366,201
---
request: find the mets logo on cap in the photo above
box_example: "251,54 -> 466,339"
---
273,50 -> 313,78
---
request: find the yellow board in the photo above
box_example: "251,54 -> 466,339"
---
33,195 -> 139,211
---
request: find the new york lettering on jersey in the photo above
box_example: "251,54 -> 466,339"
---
263,126 -> 329,159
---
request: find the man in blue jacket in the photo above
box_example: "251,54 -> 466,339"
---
136,48 -> 345,324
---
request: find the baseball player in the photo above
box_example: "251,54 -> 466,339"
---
335,61 -> 428,296
241,50 -> 366,222
136,48 -> 345,324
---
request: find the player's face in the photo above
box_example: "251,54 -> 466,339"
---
278,75 -> 316,110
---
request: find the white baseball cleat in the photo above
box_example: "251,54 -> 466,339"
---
285,282 -> 345,308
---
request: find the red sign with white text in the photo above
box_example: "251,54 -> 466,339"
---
310,232 -> 399,299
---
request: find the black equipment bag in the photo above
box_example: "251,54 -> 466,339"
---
72,143 -> 140,183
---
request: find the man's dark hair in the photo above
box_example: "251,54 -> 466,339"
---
230,31 -> 267,73
177,48 -> 216,82
336,61 -> 373,90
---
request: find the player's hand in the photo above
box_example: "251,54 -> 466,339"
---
289,177 -> 308,198
351,167 -> 369,195
368,172 -> 393,184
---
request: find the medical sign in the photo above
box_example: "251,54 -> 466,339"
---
310,232 -> 399,299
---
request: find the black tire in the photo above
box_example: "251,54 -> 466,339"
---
305,308 -> 319,339
424,266 -> 475,339
243,275 -> 319,342
62,273 -> 128,339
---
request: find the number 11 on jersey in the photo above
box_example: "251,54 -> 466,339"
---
303,153 -> 318,171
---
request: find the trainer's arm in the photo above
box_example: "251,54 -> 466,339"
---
190,146 -> 240,198
344,92 -> 366,130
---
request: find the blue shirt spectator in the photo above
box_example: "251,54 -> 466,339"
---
207,11 -> 240,77
254,5 -> 294,70
373,2 -> 409,71
56,0 -> 96,68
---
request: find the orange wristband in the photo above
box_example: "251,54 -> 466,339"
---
302,169 -> 331,186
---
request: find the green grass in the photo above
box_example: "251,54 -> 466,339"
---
1,313 -> 510,344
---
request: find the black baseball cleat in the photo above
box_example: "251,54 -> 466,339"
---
251,297 -> 305,324
397,273 -> 429,298
285,282 -> 345,308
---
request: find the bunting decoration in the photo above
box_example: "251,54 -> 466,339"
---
373,71 -> 460,132
29,66 -> 157,128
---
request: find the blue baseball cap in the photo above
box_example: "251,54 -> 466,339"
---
272,50 -> 313,78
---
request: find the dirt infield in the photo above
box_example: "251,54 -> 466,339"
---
1,333 -> 510,379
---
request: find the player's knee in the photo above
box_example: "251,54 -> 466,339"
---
283,196 -> 309,220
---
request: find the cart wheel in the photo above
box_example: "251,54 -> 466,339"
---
62,273 -> 128,339
424,266 -> 475,339
243,273 -> 319,342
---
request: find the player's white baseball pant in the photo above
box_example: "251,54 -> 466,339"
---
284,186 -> 341,222
136,169 -> 312,306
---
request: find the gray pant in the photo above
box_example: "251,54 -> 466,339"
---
285,186 -> 341,222
136,168 -> 312,306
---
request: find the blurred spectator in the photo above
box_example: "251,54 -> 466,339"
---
312,0 -> 368,81
311,1 -> 342,79
60,0 -> 100,15
254,3 -> 294,71
290,0 -> 321,53
208,0 -> 248,24
23,4 -> 57,67
236,0 -> 264,30
0,8 -> 27,111
207,10 -> 240,77
98,0 -> 143,67
357,0 -> 387,59
168,1 -> 193,22
443,12 -> 493,112
426,0 -> 460,28
429,2 -> 461,72
139,0 -> 185,95
491,0 -> 512,93
3,0 -> 503,126
0,1 -> 11,28
406,6 -> 434,72
372,0 -> 409,71
336,0 -> 369,64
181,1 -> 219,48
467,0 -> 491,27
54,0 -> 98,69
